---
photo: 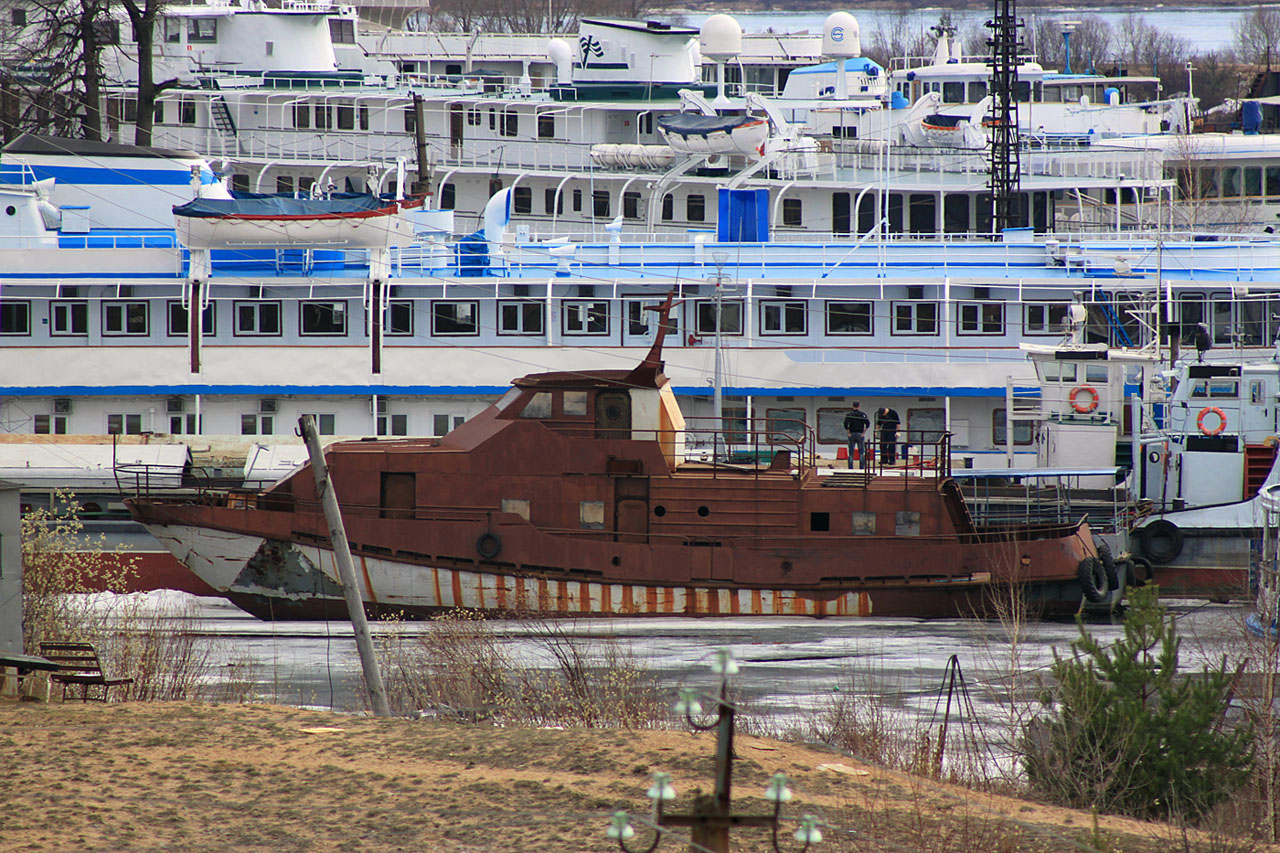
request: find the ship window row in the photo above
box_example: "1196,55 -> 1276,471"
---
0,298 -> 1085,340
1176,166 -> 1280,200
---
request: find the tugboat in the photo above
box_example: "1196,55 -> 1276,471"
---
126,296 -> 1100,621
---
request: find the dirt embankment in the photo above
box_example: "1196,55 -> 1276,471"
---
0,700 -> 1267,852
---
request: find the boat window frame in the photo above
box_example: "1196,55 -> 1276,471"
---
992,409 -> 1034,446
233,300 -> 283,337
102,300 -> 150,337
299,299 -> 348,337
430,299 -> 480,336
50,300 -> 89,337
1023,301 -> 1068,336
693,299 -> 744,336
890,300 -> 939,336
0,300 -> 31,336
759,299 -> 808,336
825,300 -> 873,336
562,300 -> 610,336
957,300 -> 1005,336
782,197 -> 803,226
386,300 -> 414,336
497,299 -> 545,336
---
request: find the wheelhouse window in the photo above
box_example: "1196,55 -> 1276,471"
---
520,392 -> 553,418
300,300 -> 347,336
50,301 -> 88,336
328,17 -> 355,44
498,300 -> 544,335
1189,379 -> 1239,399
387,300 -> 414,336
234,301 -> 282,336
188,18 -> 216,42
694,300 -> 744,335
760,300 -> 807,335
1024,302 -> 1068,335
891,301 -> 938,335
958,301 -> 1004,335
826,301 -> 872,335
103,301 -> 148,336
563,300 -> 609,335
431,300 -> 478,335
0,301 -> 30,335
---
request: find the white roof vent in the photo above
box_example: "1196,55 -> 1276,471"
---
822,12 -> 861,58
699,14 -> 742,61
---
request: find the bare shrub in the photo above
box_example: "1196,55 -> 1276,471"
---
805,662 -> 935,778
371,609 -> 664,727
101,598 -> 216,701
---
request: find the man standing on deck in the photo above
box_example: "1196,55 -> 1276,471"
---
877,407 -> 901,465
843,403 -> 869,469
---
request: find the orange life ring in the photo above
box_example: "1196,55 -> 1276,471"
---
1069,385 -> 1099,414
1197,406 -> 1227,436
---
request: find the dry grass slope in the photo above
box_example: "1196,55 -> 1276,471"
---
1,700 -> 1269,853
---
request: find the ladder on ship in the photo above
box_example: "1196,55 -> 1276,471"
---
211,96 -> 237,136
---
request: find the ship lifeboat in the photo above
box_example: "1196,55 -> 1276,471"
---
173,194 -> 422,251
656,113 -> 769,157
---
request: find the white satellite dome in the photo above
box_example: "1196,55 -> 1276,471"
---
700,14 -> 742,61
822,12 -> 861,58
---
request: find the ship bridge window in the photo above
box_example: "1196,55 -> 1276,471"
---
564,391 -> 588,417
827,301 -> 872,335
942,81 -> 964,103
188,18 -> 216,42
329,18 -> 355,44
103,301 -> 149,336
761,300 -> 807,335
0,301 -> 30,336
1085,364 -> 1109,384
563,300 -> 609,335
498,300 -> 543,335
1190,379 -> 1238,399
694,300 -> 743,335
432,300 -> 478,336
301,301 -> 347,336
520,392 -> 553,419
968,81 -> 987,101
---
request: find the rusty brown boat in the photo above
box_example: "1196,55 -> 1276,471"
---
127,298 -> 1100,621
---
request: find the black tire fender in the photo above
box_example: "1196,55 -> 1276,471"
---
1094,539 -> 1120,590
476,532 -> 502,560
1130,556 -> 1154,586
1140,520 -> 1183,565
1078,556 -> 1108,604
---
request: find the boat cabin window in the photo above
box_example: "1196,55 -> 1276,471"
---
1251,380 -> 1265,405
766,408 -> 805,442
1085,364 -> 1109,384
580,501 -> 605,529
1044,362 -> 1078,383
942,81 -> 965,103
851,511 -> 876,535
494,388 -> 522,412
968,81 -> 987,101
564,391 -> 588,417
1190,379 -> 1238,399
520,392 -> 553,419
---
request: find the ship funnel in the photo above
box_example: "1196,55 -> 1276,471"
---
547,38 -> 573,85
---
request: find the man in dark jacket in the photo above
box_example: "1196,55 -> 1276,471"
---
843,402 -> 869,469
877,407 -> 901,465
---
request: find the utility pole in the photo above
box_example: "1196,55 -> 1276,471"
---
298,415 -> 391,717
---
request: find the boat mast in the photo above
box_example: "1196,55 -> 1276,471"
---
712,253 -> 727,460
986,0 -> 1023,235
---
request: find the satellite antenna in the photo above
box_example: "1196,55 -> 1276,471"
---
822,12 -> 861,100
700,15 -> 742,108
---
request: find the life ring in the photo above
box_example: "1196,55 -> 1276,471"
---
1196,406 -> 1227,436
1069,385 -> 1100,414
1139,519 -> 1183,565
1077,556 -> 1108,604
476,532 -> 502,560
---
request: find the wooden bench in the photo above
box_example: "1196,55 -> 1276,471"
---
38,642 -> 133,702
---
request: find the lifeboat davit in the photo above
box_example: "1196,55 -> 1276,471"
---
656,113 -> 769,157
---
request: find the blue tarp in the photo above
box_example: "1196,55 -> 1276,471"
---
173,193 -> 387,218
656,114 -> 755,137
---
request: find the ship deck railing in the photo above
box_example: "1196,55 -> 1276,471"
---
951,466 -> 1138,539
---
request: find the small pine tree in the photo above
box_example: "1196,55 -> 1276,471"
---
1022,585 -> 1254,821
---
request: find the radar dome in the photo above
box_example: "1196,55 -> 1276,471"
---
700,14 -> 742,60
822,12 -> 861,58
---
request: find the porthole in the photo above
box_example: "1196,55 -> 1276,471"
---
611,556 -> 621,566
653,505 -> 666,517
697,506 -> 710,517
4,206 -> 15,216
